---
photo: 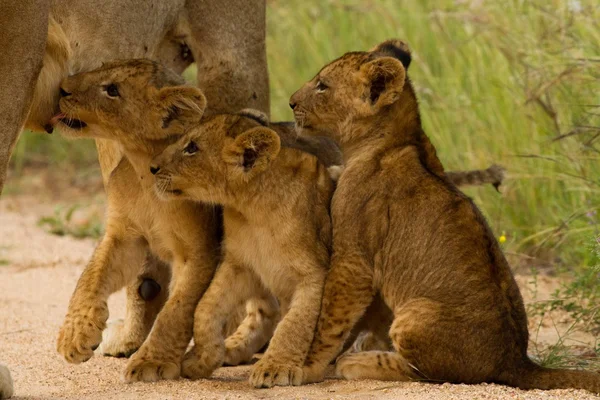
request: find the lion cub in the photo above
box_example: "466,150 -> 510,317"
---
150,113 -> 334,388
289,40 -> 600,393
52,60 -> 222,382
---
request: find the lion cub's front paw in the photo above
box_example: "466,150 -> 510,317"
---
123,351 -> 180,383
223,336 -> 255,366
181,343 -> 224,380
98,319 -> 143,358
302,363 -> 327,384
57,302 -> 108,363
249,358 -> 303,388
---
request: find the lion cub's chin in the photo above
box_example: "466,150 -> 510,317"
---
153,185 -> 184,201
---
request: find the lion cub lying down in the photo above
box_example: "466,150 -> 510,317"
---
290,40 -> 600,393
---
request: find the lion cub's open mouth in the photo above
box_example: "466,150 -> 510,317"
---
50,113 -> 88,130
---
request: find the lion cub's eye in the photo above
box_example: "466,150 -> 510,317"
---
315,80 -> 328,93
183,141 -> 199,155
104,84 -> 120,98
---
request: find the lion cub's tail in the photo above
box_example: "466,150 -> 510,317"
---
446,164 -> 505,191
503,359 -> 600,393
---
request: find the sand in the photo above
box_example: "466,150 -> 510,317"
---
0,194 -> 598,400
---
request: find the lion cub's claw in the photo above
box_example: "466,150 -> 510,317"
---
181,344 -> 224,380
57,304 -> 108,364
123,356 -> 180,383
250,358 -> 303,388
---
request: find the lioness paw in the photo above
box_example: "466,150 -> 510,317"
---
123,355 -> 180,383
98,319 -> 142,358
181,344 -> 224,380
57,303 -> 108,363
249,358 -> 303,388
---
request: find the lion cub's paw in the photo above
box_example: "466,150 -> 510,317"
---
301,364 -> 327,384
335,353 -> 372,380
249,358 -> 303,388
123,353 -> 180,383
98,319 -> 143,358
57,302 -> 108,363
181,344 -> 224,380
223,336 -> 255,366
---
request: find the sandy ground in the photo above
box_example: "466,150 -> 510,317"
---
0,194 -> 598,400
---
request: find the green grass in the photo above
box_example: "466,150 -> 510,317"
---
38,203 -> 104,239
9,0 -> 600,315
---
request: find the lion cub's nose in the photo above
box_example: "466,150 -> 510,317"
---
150,166 -> 160,175
59,87 -> 71,97
289,102 -> 297,110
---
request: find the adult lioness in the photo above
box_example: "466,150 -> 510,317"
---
0,0 -> 269,362
289,40 -> 600,393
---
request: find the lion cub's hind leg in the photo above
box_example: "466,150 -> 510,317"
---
336,351 -> 416,381
224,295 -> 280,366
335,297 -> 439,382
336,297 -> 502,384
100,253 -> 171,358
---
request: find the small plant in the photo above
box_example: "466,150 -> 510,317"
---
530,317 -> 599,371
38,204 -> 104,239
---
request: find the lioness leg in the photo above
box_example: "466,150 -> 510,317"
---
224,294 -> 280,366
57,235 -> 147,363
100,253 -> 171,358
302,256 -> 374,384
0,0 -> 49,195
249,270 -> 326,388
182,259 -> 263,379
123,251 -> 216,382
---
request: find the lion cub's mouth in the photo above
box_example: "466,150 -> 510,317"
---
50,113 -> 88,130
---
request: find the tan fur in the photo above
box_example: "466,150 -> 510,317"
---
151,114 -> 335,388
54,60 -> 224,382
0,2 -> 269,363
24,17 -> 72,133
290,40 -> 600,393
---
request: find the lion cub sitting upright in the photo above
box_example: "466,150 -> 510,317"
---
289,40 -> 600,393
150,112 -> 335,388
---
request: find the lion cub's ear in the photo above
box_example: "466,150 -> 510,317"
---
360,56 -> 406,110
222,127 -> 281,177
369,39 -> 412,69
156,86 -> 207,131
